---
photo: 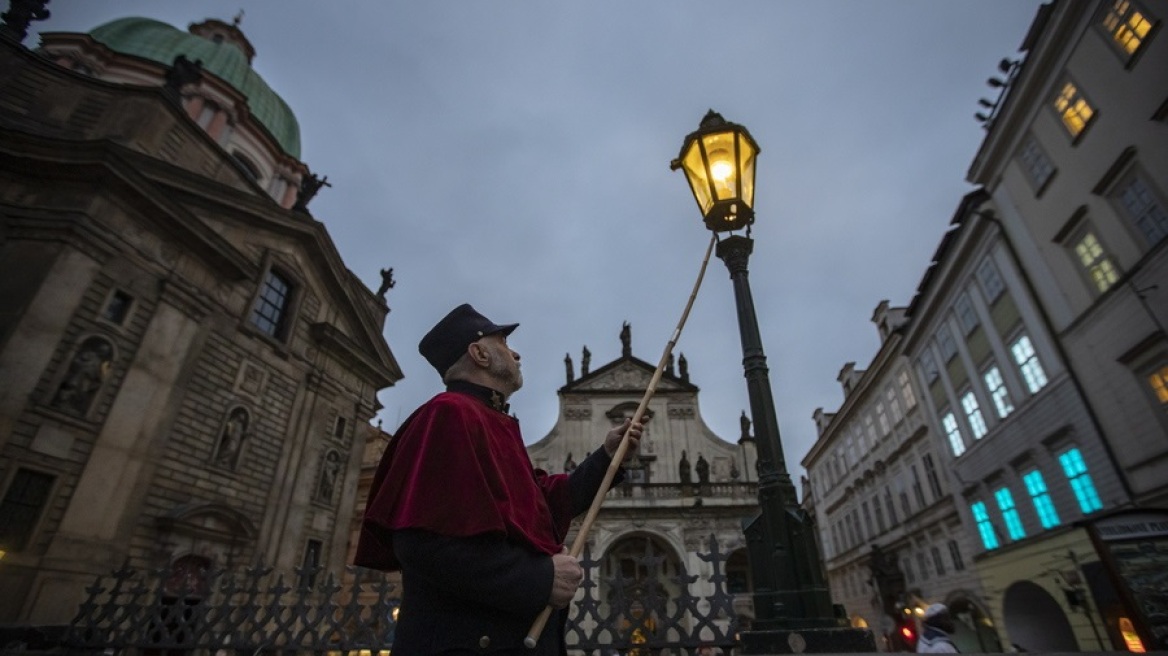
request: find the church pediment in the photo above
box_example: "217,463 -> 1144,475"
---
568,360 -> 689,393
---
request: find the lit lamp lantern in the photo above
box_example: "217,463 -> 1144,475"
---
671,109 -> 760,233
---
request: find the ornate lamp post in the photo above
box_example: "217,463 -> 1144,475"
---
672,111 -> 874,653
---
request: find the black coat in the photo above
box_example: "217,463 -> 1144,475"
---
389,448 -> 618,655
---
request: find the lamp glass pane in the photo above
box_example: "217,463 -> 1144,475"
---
700,131 -> 738,202
681,141 -> 713,215
738,134 -> 757,209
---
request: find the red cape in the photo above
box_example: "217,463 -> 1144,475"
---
355,390 -> 572,571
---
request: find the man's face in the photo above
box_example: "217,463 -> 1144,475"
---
480,333 -> 522,395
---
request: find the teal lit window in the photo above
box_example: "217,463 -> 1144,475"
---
971,501 -> 1000,550
1023,469 -> 1061,529
995,487 -> 1026,540
1059,448 -> 1104,513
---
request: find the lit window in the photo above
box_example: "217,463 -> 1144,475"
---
961,391 -> 988,439
995,487 -> 1026,540
1073,232 -> 1120,292
1100,0 -> 1157,60
1053,81 -> 1095,139
899,370 -> 917,408
1023,469 -> 1061,529
942,412 -> 965,456
977,259 -> 1006,302
1059,448 -> 1104,513
251,269 -> 292,338
954,293 -> 980,335
1148,363 -> 1168,405
1011,334 -> 1049,393
971,501 -> 1000,550
1018,136 -> 1056,192
0,469 -> 55,553
1114,174 -> 1168,246
984,366 -> 1015,418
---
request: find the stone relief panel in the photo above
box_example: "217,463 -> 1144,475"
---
51,335 -> 115,417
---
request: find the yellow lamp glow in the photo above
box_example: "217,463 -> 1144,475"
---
671,110 -> 760,233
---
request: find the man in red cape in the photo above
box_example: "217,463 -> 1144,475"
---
355,304 -> 642,655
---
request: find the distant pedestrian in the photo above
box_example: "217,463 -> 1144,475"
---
917,603 -> 959,653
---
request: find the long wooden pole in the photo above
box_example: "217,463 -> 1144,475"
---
525,233 -> 717,649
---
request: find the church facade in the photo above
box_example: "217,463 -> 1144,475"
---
0,16 -> 400,623
527,325 -> 761,626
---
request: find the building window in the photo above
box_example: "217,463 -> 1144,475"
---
937,325 -> 959,363
876,403 -> 890,436
899,370 -> 917,409
899,479 -> 913,518
931,546 -> 946,576
1073,231 -> 1121,293
250,269 -> 293,339
977,258 -> 1006,302
971,501 -> 1001,550
101,289 -> 134,325
1023,469 -> 1061,529
923,454 -> 944,499
955,293 -> 980,335
995,487 -> 1026,540
332,415 -> 347,440
1018,135 -> 1056,193
911,464 -> 927,507
864,416 -> 878,447
0,469 -> 54,553
942,412 -> 965,456
984,365 -> 1015,418
300,539 -> 322,590
948,540 -> 966,571
1011,334 -> 1049,394
862,502 -> 875,537
1059,448 -> 1104,514
231,151 -> 263,183
1099,0 -> 1157,62
874,497 -> 887,533
887,386 -> 903,423
1053,79 -> 1096,139
1147,362 -> 1168,406
961,391 -> 988,439
884,487 -> 898,526
904,558 -> 915,584
1113,173 -> 1168,246
920,349 -> 940,384
917,552 -> 930,581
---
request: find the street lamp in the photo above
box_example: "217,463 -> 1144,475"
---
673,110 -> 874,653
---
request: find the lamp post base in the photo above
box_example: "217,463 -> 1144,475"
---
739,626 -> 877,654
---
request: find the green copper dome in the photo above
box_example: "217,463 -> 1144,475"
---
89,17 -> 301,158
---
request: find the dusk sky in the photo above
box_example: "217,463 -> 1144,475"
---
34,1 -> 1045,479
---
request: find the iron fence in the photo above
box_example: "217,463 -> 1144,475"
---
6,535 -> 741,656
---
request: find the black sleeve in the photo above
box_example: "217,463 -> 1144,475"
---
393,528 -> 553,619
567,447 -> 624,515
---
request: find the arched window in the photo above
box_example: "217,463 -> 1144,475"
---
51,336 -> 115,417
231,151 -> 262,183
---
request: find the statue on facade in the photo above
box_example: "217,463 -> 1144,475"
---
164,55 -> 203,96
678,450 -> 692,485
317,450 -> 341,501
292,170 -> 331,214
52,336 -> 113,416
620,322 -> 631,357
581,345 -> 591,376
216,408 -> 247,467
666,352 -> 675,377
740,410 -> 752,440
564,353 -> 574,384
564,452 -> 577,473
376,267 -> 396,299
678,353 -> 689,382
0,0 -> 50,44
695,454 -> 710,484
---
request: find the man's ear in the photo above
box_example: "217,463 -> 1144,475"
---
468,341 -> 489,367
